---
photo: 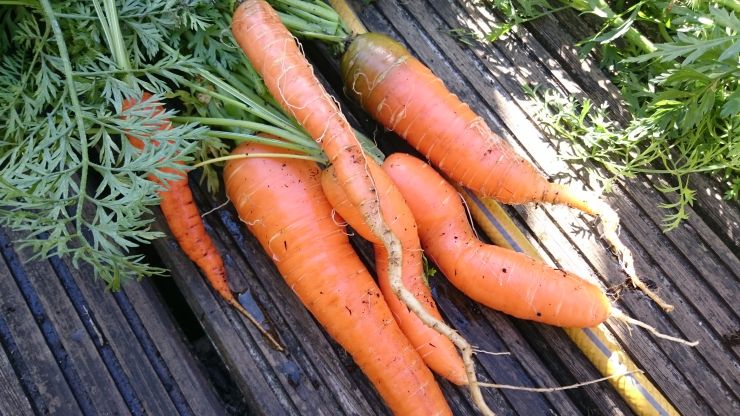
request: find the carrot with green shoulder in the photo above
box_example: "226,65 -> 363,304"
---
338,31 -> 672,312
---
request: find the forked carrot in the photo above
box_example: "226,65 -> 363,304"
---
321,163 -> 466,385
121,93 -> 282,351
223,142 -> 451,416
382,153 -> 612,327
340,32 -> 672,312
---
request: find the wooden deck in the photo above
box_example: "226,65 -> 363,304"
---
1,1 -> 737,415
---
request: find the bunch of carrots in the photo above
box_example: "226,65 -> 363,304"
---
121,1 -> 695,414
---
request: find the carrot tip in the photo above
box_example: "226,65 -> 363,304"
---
595,203 -> 674,312
228,298 -> 285,351
612,308 -> 697,346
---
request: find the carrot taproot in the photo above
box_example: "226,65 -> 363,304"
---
121,93 -> 282,350
382,152 -> 612,328
320,163 -> 466,385
223,142 -> 452,416
340,32 -> 672,312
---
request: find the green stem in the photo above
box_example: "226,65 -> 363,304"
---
277,12 -> 323,32
274,0 -> 339,22
159,42 -> 306,138
289,31 -> 347,42
207,130 -> 322,154
282,5 -> 336,26
177,76 -> 305,139
101,0 -> 131,73
210,64 -> 299,133
276,12 -> 346,42
193,152 -> 323,169
715,0 -> 740,13
564,0 -> 656,53
172,116 -> 315,147
40,0 -> 90,236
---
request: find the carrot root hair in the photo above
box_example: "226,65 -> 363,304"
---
479,370 -> 643,392
611,308 -> 698,346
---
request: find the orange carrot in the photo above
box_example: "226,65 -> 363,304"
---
232,5 -> 493,412
340,32 -> 672,312
382,153 -> 612,328
223,142 -> 451,416
121,94 -> 281,350
321,163 -> 466,385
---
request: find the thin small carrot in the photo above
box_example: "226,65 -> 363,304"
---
223,142 -> 452,416
321,163 -> 466,385
340,32 -> 672,312
382,152 -> 612,328
121,93 -> 282,350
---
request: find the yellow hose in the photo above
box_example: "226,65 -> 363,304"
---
327,1 -> 678,414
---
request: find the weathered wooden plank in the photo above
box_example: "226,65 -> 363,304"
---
123,279 -> 226,416
0,228 -> 231,416
0,231 -> 84,416
0,355 -> 33,416
7,235 -> 131,416
52,258 -> 184,415
0,291 -> 36,416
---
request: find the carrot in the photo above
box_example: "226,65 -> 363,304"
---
340,32 -> 672,312
223,142 -> 452,416
381,152 -> 612,327
320,163 -> 466,385
121,93 -> 282,350
232,4 -> 494,412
